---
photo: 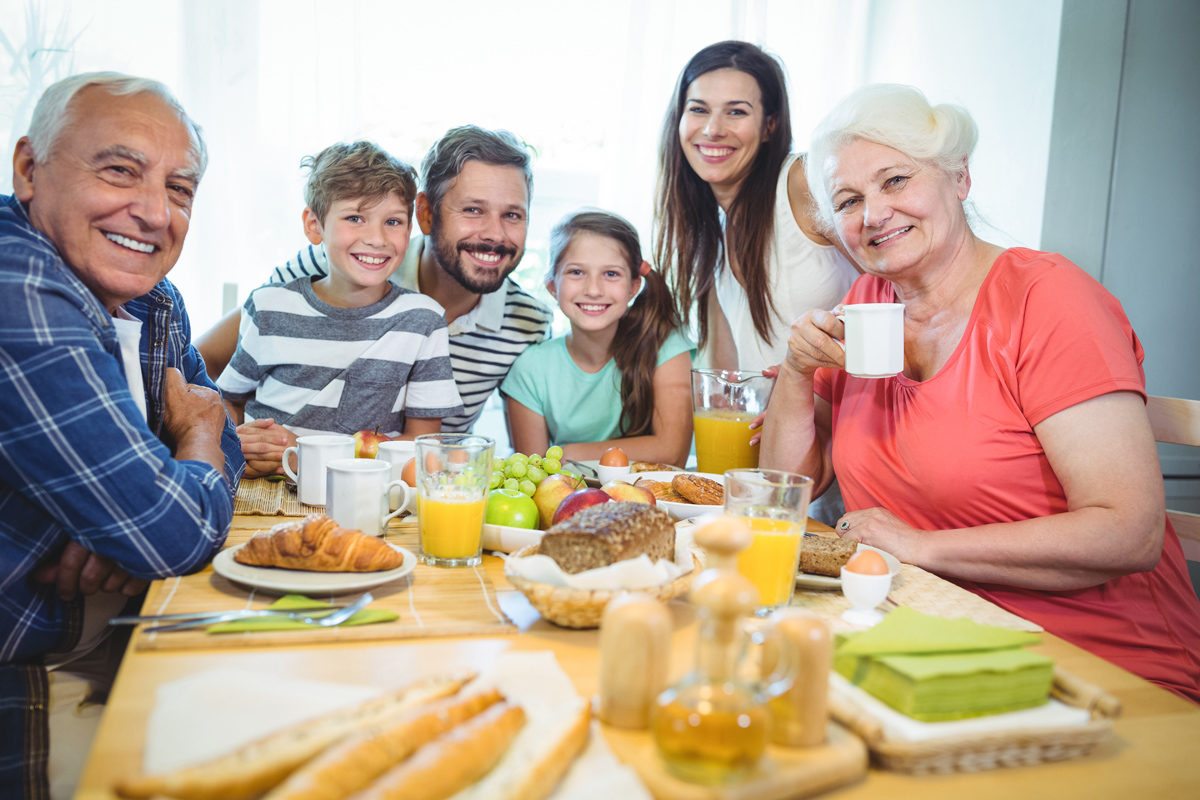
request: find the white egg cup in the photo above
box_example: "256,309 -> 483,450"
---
596,464 -> 632,484
840,568 -> 893,627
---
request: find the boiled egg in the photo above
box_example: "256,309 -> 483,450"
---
845,549 -> 889,575
599,446 -> 629,467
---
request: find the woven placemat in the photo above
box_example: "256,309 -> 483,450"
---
233,477 -> 319,516
133,525 -> 514,651
792,563 -> 1043,632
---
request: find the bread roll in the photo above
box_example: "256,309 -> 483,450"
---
235,515 -> 403,572
263,689 -> 504,800
115,675 -> 470,800
350,702 -> 527,800
538,502 -> 675,574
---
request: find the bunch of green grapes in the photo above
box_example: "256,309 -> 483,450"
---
489,446 -> 573,497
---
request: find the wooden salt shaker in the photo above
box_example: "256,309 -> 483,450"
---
766,609 -> 832,747
597,593 -> 671,729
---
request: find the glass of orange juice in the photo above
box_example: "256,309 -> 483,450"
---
691,370 -> 774,474
723,469 -> 813,614
414,434 -> 494,567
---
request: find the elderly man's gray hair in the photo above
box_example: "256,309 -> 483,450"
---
420,125 -> 532,215
26,71 -> 208,179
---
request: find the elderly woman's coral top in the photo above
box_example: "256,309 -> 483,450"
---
814,247 -> 1200,702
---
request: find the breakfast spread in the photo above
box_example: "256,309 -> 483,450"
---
670,473 -> 724,505
235,515 -> 404,573
800,533 -> 858,577
539,502 -> 676,574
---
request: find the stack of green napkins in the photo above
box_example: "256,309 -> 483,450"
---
208,594 -> 398,634
835,607 -> 1053,721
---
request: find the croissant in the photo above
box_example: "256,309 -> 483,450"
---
234,515 -> 404,572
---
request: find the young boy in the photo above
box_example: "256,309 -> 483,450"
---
217,141 -> 463,477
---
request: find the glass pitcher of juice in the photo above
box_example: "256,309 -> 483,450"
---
691,369 -> 774,474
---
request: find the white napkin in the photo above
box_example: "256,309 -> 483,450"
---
507,547 -> 694,590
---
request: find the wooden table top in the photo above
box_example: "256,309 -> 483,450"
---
75,513 -> 1200,799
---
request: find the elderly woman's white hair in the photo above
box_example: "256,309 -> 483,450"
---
26,71 -> 208,179
806,84 -> 977,229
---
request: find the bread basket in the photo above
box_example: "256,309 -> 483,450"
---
504,544 -> 698,629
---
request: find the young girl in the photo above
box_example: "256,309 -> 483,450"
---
501,210 -> 694,466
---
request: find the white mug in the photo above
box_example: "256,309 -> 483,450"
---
325,458 -> 412,536
376,440 -> 417,513
281,434 -> 355,505
840,303 -> 904,378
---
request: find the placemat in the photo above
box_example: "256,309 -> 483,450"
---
791,563 -> 1043,632
233,477 -> 318,516
133,525 -> 515,651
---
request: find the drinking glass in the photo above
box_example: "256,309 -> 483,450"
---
691,369 -> 774,474
723,469 -> 813,614
414,434 -> 494,567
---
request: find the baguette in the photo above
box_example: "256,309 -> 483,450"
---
351,702 -> 527,800
115,674 -> 471,800
263,689 -> 504,800
235,515 -> 403,572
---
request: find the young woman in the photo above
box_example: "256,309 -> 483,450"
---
501,210 -> 693,465
655,40 -> 858,370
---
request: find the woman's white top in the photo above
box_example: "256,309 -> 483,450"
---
714,153 -> 857,370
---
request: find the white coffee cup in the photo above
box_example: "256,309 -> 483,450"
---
840,303 -> 904,378
281,434 -> 355,505
324,458 -> 412,536
376,440 -> 417,513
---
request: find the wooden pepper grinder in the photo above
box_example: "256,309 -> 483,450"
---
597,592 -> 672,729
766,609 -> 832,747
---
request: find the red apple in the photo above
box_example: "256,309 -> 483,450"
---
354,429 -> 389,459
601,480 -> 656,506
532,473 -> 586,529
551,488 -> 612,526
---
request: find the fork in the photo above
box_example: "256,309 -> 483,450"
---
144,593 -> 374,633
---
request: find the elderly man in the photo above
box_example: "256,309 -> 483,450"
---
0,73 -> 243,798
198,126 -> 553,470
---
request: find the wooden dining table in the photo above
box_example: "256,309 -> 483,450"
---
75,509 -> 1200,799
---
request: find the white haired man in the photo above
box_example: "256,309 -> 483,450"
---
0,72 -> 244,798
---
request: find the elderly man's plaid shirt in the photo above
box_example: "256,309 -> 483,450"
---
0,193 -> 244,798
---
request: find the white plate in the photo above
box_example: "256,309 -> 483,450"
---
481,523 -> 543,554
795,542 -> 900,590
212,543 -> 416,595
632,471 -> 725,520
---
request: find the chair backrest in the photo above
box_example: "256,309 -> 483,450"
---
1147,395 -> 1200,562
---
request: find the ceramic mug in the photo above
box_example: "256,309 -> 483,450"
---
376,440 -> 417,513
840,303 -> 904,378
324,458 -> 412,536
281,434 -> 355,505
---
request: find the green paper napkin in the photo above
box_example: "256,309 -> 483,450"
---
206,594 -> 398,634
835,607 -> 1052,721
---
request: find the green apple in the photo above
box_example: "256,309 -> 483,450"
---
485,488 -> 539,530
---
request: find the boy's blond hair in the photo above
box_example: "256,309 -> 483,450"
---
302,141 -> 417,222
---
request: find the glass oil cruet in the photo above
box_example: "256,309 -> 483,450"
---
651,515 -> 784,785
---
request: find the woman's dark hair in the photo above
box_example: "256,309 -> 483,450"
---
654,40 -> 792,349
549,210 -> 682,438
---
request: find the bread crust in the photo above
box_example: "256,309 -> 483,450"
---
351,702 -> 527,800
235,515 -> 403,572
114,675 -> 470,800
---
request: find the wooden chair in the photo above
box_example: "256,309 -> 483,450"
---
1146,395 -> 1200,564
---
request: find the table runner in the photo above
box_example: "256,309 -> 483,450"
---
133,526 -> 515,651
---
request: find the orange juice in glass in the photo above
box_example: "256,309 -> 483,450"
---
414,434 -> 494,567
723,469 -> 813,614
691,370 -> 773,474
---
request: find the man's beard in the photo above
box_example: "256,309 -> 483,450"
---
431,217 -> 521,295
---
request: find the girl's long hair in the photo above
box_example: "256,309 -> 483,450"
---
549,211 -> 681,437
654,40 -> 792,349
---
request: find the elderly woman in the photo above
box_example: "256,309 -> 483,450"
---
761,84 -> 1200,701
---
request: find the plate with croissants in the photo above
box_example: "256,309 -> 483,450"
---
213,515 -> 416,594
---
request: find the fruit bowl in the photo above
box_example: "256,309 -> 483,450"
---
504,544 -> 699,629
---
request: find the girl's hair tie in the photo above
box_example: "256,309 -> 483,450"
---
639,260 -> 652,277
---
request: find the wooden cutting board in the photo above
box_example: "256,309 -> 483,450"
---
603,720 -> 867,799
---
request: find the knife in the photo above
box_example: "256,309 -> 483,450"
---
109,604 -> 347,626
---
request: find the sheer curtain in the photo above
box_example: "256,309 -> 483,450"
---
0,0 -> 1061,335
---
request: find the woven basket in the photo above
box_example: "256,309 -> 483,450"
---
829,666 -> 1119,774
504,544 -> 697,629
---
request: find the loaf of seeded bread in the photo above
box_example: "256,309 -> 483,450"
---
800,533 -> 858,577
538,502 -> 675,574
